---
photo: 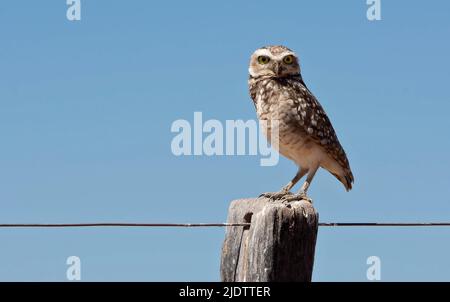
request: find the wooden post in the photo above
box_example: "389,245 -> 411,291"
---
220,197 -> 319,282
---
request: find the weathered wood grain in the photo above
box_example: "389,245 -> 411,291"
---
221,197 -> 318,282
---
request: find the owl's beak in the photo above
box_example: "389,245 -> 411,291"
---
273,63 -> 283,76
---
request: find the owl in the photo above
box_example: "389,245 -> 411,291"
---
248,45 -> 354,202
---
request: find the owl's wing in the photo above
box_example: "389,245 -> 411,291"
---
289,80 -> 354,190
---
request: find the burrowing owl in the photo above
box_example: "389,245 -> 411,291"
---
248,45 -> 354,202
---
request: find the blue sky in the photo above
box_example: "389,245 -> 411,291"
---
1,0 -> 450,281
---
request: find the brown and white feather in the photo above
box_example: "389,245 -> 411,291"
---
248,45 -> 354,191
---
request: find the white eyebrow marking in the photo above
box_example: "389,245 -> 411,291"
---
252,48 -> 297,60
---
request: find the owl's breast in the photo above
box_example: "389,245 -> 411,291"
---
257,102 -> 311,160
252,78 -> 314,161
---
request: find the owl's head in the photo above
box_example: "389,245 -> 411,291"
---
249,45 -> 300,78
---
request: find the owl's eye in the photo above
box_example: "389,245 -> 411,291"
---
257,56 -> 270,64
283,55 -> 294,64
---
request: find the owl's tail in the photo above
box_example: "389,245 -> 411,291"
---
332,169 -> 354,191
344,171 -> 354,191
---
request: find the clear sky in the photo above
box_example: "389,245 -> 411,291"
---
1,0 -> 450,281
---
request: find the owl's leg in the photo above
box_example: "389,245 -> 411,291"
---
282,166 -> 319,203
259,168 -> 308,201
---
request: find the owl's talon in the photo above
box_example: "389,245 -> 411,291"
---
281,193 -> 313,204
259,191 -> 292,201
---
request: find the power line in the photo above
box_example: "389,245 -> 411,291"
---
0,222 -> 450,228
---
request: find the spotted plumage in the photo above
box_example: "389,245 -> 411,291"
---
248,45 -> 354,201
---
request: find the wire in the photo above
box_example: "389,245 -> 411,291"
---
0,222 -> 450,228
0,223 -> 249,228
319,222 -> 450,227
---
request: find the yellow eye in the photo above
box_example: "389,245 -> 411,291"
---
283,55 -> 294,64
257,56 -> 270,64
